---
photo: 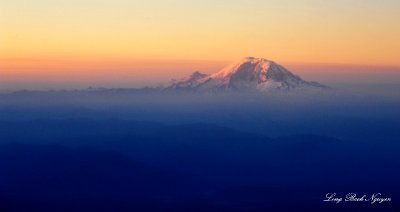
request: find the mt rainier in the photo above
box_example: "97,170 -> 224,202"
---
166,57 -> 325,92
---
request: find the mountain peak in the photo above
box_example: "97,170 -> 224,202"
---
190,71 -> 208,79
243,56 -> 268,61
166,57 -> 325,92
241,57 -> 274,64
166,71 -> 208,89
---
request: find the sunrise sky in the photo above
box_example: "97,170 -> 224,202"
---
1,0 -> 400,90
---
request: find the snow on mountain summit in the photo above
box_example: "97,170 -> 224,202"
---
166,71 -> 208,89
166,57 -> 325,92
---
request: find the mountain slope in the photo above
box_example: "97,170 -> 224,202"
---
166,57 -> 325,92
166,71 -> 208,89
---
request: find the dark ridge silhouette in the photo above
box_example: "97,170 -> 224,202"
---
0,119 -> 399,211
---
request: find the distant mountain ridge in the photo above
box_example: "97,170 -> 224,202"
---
0,57 -> 326,95
166,57 -> 326,92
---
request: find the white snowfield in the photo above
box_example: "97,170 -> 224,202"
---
166,57 -> 326,92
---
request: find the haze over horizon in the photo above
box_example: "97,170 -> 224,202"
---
1,59 -> 400,91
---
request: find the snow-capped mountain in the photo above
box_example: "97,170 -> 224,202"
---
166,71 -> 208,89
166,57 -> 325,92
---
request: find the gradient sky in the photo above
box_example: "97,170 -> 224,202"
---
1,0 -> 400,90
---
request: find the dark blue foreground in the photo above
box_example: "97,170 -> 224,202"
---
0,119 -> 399,211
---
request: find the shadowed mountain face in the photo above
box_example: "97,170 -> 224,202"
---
166,57 -> 326,92
0,119 -> 399,211
0,143 -> 184,211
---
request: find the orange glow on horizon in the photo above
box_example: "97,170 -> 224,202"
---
1,0 -> 400,89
